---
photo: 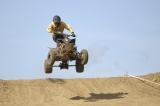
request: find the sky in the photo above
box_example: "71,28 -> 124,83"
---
0,0 -> 160,80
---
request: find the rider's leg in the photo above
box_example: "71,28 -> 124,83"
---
52,35 -> 60,47
52,35 -> 57,42
52,34 -> 64,43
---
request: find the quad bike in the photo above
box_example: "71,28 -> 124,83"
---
44,33 -> 88,73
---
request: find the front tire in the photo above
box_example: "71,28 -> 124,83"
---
80,49 -> 88,65
47,49 -> 56,65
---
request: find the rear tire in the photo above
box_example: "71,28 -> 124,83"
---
81,49 -> 88,65
76,60 -> 84,73
44,59 -> 52,73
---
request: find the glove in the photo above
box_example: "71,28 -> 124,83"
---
71,32 -> 76,37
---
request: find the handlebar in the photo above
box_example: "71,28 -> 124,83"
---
54,32 -> 75,38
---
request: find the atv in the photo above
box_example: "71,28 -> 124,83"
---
44,32 -> 88,73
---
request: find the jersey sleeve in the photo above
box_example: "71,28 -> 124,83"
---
63,22 -> 74,33
47,22 -> 54,33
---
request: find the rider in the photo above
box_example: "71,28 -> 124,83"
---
47,15 -> 76,42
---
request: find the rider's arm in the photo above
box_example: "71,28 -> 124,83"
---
62,22 -> 74,33
47,22 -> 54,33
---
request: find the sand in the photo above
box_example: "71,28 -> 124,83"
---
0,73 -> 160,106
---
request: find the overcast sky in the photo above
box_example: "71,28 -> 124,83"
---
0,0 -> 160,79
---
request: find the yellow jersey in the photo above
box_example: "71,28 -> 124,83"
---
47,21 -> 74,35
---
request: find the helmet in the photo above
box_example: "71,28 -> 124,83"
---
53,15 -> 61,24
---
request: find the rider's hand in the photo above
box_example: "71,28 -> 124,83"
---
71,32 -> 76,37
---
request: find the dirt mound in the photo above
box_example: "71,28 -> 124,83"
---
0,73 -> 160,106
141,72 -> 160,83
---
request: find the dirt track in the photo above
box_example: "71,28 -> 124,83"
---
0,73 -> 160,106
